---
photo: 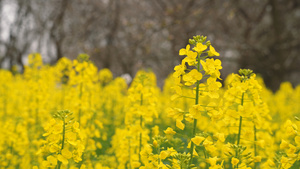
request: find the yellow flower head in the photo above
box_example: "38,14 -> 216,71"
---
183,69 -> 203,86
164,127 -> 176,135
191,136 -> 205,146
231,157 -> 239,166
160,150 -> 169,160
201,59 -> 222,78
206,156 -> 218,166
183,50 -> 198,66
179,44 -> 190,55
193,43 -> 207,53
208,45 -> 220,56
176,119 -> 185,130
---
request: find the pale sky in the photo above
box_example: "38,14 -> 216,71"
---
1,1 -> 17,41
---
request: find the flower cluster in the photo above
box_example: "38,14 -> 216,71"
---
37,110 -> 84,168
0,35 -> 300,169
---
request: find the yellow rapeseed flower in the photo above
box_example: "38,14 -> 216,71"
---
193,43 -> 207,53
164,127 -> 176,135
191,136 -> 205,146
231,157 -> 239,166
179,44 -> 190,55
208,45 -> 220,57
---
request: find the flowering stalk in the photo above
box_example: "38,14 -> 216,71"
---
56,113 -> 67,169
128,136 -> 132,169
169,35 -> 222,168
189,53 -> 201,166
254,124 -> 257,169
236,92 -> 244,168
237,92 -> 244,146
139,93 -> 143,164
156,142 -> 161,168
56,117 -> 66,169
38,110 -> 85,169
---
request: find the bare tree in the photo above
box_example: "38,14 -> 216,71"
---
48,0 -> 70,63
0,0 -> 299,90
212,0 -> 300,91
0,0 -> 35,72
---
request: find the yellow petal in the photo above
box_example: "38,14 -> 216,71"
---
191,136 -> 205,146
164,127 -> 176,135
231,157 -> 239,166
62,149 -> 73,159
49,144 -> 60,153
208,45 -> 220,56
80,164 -> 86,169
179,49 -> 186,55
160,151 -> 169,159
193,148 -> 198,156
253,156 -> 262,162
57,154 -> 69,165
176,119 -> 185,130
47,155 -> 57,166
194,43 -> 207,53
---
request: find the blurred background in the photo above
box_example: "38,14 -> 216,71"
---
0,0 -> 299,91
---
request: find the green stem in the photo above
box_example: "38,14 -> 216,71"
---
237,93 -> 244,146
189,54 -> 201,168
236,92 -> 244,168
157,145 -> 161,168
139,94 -> 143,164
57,118 -> 66,169
254,124 -> 257,169
237,116 -> 242,146
139,115 -> 143,163
61,119 -> 66,150
128,137 -> 132,169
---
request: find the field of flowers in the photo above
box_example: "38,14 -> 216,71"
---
0,35 -> 299,169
